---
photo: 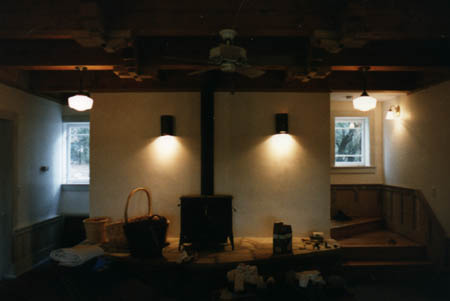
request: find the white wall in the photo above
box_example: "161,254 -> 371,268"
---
90,92 -> 330,237
384,80 -> 450,234
330,100 -> 384,184
90,93 -> 201,236
0,83 -> 62,229
216,92 -> 331,236
59,189 -> 89,215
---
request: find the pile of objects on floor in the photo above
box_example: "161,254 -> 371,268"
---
217,263 -> 350,300
299,232 -> 339,251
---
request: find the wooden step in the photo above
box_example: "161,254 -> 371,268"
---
341,260 -> 434,283
341,245 -> 427,261
343,260 -> 433,268
338,230 -> 427,261
331,217 -> 383,240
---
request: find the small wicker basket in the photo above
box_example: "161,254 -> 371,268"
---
105,219 -> 129,251
83,217 -> 111,243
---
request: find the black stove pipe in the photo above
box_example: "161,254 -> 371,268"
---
201,86 -> 215,195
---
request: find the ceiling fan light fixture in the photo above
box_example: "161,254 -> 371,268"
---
353,90 -> 377,111
68,94 -> 93,112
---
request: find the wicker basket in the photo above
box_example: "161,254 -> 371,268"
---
105,219 -> 128,251
83,217 -> 111,243
123,187 -> 169,258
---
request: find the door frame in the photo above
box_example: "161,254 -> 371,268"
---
0,110 -> 18,277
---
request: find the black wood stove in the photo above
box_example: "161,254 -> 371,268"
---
179,194 -> 234,249
179,81 -> 234,250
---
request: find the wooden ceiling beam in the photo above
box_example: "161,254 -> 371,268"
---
0,40 -> 122,70
0,1 -> 449,39
29,70 -> 418,93
1,39 -> 448,73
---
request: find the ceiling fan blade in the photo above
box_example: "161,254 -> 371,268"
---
162,56 -> 211,65
188,66 -> 220,76
236,66 -> 266,78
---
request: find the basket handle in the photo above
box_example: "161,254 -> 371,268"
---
124,187 -> 152,224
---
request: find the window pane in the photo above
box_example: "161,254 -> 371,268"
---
335,128 -> 362,155
336,156 -> 362,162
70,126 -> 89,135
67,124 -> 90,183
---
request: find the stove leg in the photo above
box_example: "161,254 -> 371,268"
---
178,235 -> 184,251
229,234 -> 234,250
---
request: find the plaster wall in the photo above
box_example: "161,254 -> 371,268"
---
330,100 -> 384,184
215,92 -> 330,236
383,80 -> 450,234
89,92 -> 331,237
59,189 -> 90,215
90,93 -> 201,236
0,83 -> 62,229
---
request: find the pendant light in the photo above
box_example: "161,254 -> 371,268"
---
353,67 -> 377,111
68,66 -> 93,111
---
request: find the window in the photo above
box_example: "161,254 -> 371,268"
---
63,122 -> 90,184
334,117 -> 370,167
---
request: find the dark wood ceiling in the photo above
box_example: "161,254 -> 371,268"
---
1,0 -> 449,102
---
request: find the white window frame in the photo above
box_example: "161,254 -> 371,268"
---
334,116 -> 370,167
63,122 -> 90,184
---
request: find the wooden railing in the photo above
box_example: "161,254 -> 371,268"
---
331,184 -> 449,268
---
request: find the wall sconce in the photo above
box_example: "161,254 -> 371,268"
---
385,105 -> 400,120
275,113 -> 288,134
161,115 -> 175,136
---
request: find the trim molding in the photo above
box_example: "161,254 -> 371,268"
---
61,184 -> 90,191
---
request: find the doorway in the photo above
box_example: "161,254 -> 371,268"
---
0,119 -> 14,278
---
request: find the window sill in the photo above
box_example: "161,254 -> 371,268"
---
330,166 -> 376,174
61,184 -> 90,191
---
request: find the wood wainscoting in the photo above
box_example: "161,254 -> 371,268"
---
331,184 -> 448,269
382,185 -> 447,268
12,216 -> 64,276
331,184 -> 384,219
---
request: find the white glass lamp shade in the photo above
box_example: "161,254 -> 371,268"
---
68,94 -> 93,111
385,105 -> 400,120
385,110 -> 395,120
353,90 -> 377,111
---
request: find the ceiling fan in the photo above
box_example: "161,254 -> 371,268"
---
164,29 -> 266,79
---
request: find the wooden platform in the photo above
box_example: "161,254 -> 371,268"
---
331,217 -> 384,240
336,229 -> 432,274
338,230 -> 422,247
106,237 -> 341,269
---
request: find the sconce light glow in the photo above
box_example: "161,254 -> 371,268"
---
353,90 -> 377,111
385,105 -> 400,120
267,133 -> 296,157
153,135 -> 179,162
68,94 -> 93,111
